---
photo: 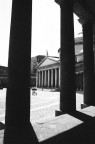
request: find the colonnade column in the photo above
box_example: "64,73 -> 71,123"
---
48,70 -> 50,87
83,21 -> 95,105
37,71 -> 39,87
4,0 -> 37,143
51,69 -> 53,88
37,71 -> 39,86
94,35 -> 95,72
36,71 -> 38,87
55,68 -> 57,88
59,68 -> 60,88
42,71 -> 43,87
60,0 -> 76,113
44,70 -> 46,87
5,0 -> 32,127
39,71 -> 41,87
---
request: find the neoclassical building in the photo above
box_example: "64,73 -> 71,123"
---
75,37 -> 83,91
35,56 -> 60,89
35,37 -> 84,91
30,55 -> 45,87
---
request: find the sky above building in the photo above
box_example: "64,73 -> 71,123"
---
0,0 -> 82,66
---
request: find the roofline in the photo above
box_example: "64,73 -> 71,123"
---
35,56 -> 59,69
34,57 -> 47,69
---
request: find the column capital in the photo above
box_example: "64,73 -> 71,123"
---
78,17 -> 94,25
55,0 -> 63,5
55,0 -> 73,8
73,1 -> 94,25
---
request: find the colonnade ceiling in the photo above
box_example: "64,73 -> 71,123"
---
86,0 -> 95,16
55,0 -> 95,24
74,0 -> 95,35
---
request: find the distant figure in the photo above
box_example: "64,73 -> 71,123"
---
46,50 -> 49,56
32,87 -> 37,96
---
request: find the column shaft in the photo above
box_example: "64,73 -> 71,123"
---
39,71 -> 41,87
42,71 -> 43,87
44,70 -> 46,87
83,22 -> 95,105
40,71 -> 42,87
43,71 -> 45,87
51,69 -> 53,87
60,0 -> 76,112
55,68 -> 57,88
5,0 -> 32,126
38,71 -> 39,87
94,36 -> 95,72
48,70 -> 50,87
59,68 -> 60,88
36,71 -> 38,87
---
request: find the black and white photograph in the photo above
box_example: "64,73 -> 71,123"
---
0,0 -> 95,143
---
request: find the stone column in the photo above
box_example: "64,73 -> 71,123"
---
46,70 -> 48,87
37,71 -> 38,87
83,21 -> 95,105
42,70 -> 43,87
40,71 -> 42,87
51,69 -> 53,87
55,68 -> 57,88
93,35 -> 95,93
39,71 -> 41,87
48,69 -> 50,87
4,0 -> 37,143
44,70 -> 46,87
43,71 -> 45,87
76,73 -> 79,91
38,71 -> 39,87
81,72 -> 83,91
59,68 -> 60,88
5,0 -> 32,126
60,0 -> 76,113
36,71 -> 38,87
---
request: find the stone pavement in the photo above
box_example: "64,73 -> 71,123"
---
0,88 -> 90,143
33,114 -> 83,142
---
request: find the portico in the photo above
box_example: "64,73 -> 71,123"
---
55,0 -> 95,114
36,56 -> 60,89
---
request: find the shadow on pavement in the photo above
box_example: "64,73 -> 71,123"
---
41,118 -> 95,144
0,122 -> 5,130
3,123 -> 38,144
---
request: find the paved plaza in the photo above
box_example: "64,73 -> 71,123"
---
1,88 -> 94,143
0,88 -> 83,124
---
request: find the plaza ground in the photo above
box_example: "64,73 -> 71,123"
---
0,88 -> 83,124
0,88 -> 85,143
0,89 -> 95,143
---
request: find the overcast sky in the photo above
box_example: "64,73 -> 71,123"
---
0,0 -> 82,66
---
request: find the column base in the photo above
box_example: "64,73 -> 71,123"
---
55,110 -> 92,122
4,123 -> 38,144
55,110 -> 66,116
81,104 -> 89,109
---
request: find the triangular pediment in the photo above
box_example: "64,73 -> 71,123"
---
39,58 -> 58,68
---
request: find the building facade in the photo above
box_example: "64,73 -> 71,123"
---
35,56 -> 60,89
30,55 -> 45,87
36,37 -> 84,91
75,37 -> 83,91
0,66 -> 8,88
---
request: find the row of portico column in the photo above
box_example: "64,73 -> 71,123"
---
76,72 -> 83,91
37,68 -> 60,88
56,0 -> 95,114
